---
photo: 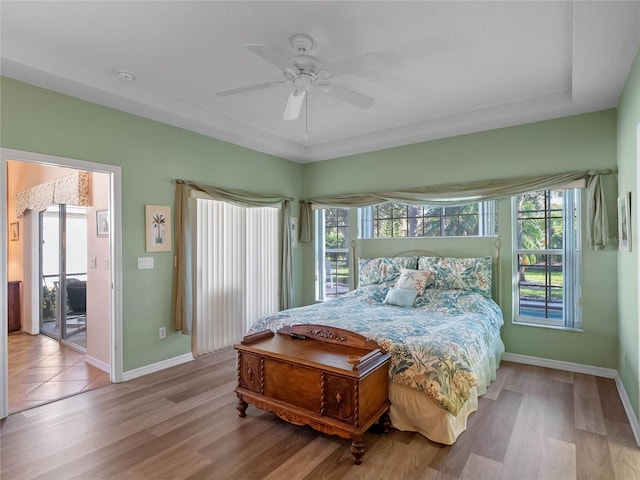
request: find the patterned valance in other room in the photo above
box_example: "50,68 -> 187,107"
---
16,171 -> 91,217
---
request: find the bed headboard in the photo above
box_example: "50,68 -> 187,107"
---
350,238 -> 503,306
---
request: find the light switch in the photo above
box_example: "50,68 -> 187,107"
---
138,257 -> 154,269
103,258 -> 110,270
89,257 -> 97,269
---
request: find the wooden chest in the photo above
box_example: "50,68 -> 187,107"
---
234,324 -> 391,464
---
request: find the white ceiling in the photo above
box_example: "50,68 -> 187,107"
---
2,1 -> 640,163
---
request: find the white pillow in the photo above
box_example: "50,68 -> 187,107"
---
395,268 -> 435,296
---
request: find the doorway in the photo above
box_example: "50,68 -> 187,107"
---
1,148 -> 124,419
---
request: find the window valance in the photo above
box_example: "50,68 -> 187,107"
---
16,171 -> 90,217
173,180 -> 294,335
299,169 -> 616,250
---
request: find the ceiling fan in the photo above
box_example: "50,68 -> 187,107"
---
215,34 -> 381,121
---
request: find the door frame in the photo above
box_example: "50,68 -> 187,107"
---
1,148 -> 124,419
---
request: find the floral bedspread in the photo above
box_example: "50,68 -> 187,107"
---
249,284 -> 504,416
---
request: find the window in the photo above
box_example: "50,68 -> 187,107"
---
315,208 -> 350,300
359,201 -> 496,238
513,189 -> 581,329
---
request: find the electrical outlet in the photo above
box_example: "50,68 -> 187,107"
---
159,327 -> 166,339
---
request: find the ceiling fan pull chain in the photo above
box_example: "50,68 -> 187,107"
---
305,92 -> 309,140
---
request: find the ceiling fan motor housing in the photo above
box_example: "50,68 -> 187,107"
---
290,33 -> 313,53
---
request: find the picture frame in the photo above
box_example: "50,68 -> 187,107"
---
145,205 -> 172,252
618,192 -> 632,252
96,210 -> 109,237
9,222 -> 19,242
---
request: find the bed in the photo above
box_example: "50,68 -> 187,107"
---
248,251 -> 505,445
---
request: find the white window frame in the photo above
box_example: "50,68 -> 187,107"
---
315,208 -> 350,301
512,189 -> 582,330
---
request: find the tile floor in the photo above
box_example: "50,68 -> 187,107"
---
7,332 -> 111,414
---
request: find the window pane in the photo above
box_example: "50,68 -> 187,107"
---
517,253 -> 563,320
393,203 -> 408,218
423,217 -> 442,236
376,203 -> 393,219
516,191 -> 564,250
325,251 -> 349,298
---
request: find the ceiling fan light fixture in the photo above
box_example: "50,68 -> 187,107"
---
293,74 -> 313,90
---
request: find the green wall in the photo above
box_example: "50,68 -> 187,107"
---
0,77 -> 304,371
1,72 -> 629,384
617,46 -> 640,417
302,110 -> 619,369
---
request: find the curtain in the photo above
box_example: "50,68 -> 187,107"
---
299,169 -> 616,250
586,174 -> 611,250
172,180 -> 293,334
280,200 -> 294,310
193,199 -> 279,355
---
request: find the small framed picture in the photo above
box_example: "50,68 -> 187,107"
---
96,210 -> 109,237
145,205 -> 172,252
618,192 -> 632,252
9,222 -> 19,241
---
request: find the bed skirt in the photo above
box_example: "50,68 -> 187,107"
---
389,344 -> 502,445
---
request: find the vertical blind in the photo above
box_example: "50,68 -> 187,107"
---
194,199 -> 279,356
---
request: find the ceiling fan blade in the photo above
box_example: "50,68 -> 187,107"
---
246,44 -> 291,71
283,89 -> 306,121
216,81 -> 286,97
324,53 -> 382,78
317,82 -> 375,109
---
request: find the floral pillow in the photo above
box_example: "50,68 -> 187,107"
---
418,256 -> 492,297
358,256 -> 418,286
395,268 -> 435,296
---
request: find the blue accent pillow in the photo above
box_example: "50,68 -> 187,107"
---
383,287 -> 418,308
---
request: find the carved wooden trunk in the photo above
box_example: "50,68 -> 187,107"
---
234,324 -> 391,464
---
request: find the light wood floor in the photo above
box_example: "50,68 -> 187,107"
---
2,347 -> 640,480
7,332 -> 110,414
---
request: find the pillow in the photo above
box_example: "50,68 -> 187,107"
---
395,268 -> 435,296
358,256 -> 418,286
383,287 -> 418,308
418,256 -> 492,297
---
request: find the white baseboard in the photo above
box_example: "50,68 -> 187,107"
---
503,352 -> 640,447
502,352 -> 617,378
85,355 -> 110,374
614,375 -> 640,448
122,353 -> 194,382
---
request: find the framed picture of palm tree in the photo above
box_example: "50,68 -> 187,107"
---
145,205 -> 172,252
